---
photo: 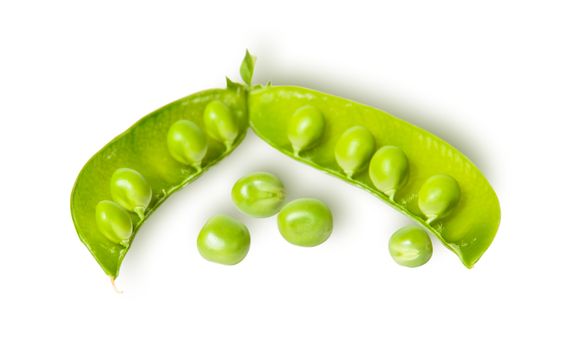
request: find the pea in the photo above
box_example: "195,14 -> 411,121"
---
167,120 -> 208,170
388,226 -> 433,267
334,125 -> 376,178
95,200 -> 133,247
287,105 -> 325,155
197,215 -> 251,265
110,168 -> 152,219
277,198 -> 333,247
369,145 -> 409,200
418,174 -> 461,223
231,172 -> 285,218
203,100 -> 239,148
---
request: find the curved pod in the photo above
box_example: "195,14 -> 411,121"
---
249,86 -> 500,268
71,85 -> 248,278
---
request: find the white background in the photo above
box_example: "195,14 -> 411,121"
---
1,1 -> 565,349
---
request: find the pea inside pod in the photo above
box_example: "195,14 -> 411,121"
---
110,168 -> 152,219
334,125 -> 376,178
418,174 -> 461,223
249,85 -> 500,268
203,100 -> 239,148
95,200 -> 133,247
287,105 -> 325,156
369,145 -> 409,201
71,83 -> 248,278
167,119 -> 208,170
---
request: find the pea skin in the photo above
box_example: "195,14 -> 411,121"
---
277,198 -> 333,247
197,215 -> 250,265
287,105 -> 325,156
335,125 -> 376,178
231,172 -> 285,218
389,226 -> 433,267
167,119 -> 208,171
110,168 -> 152,219
203,100 -> 239,149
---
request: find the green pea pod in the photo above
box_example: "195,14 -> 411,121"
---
248,85 -> 500,268
71,83 -> 248,279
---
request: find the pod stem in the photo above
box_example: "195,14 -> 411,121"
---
110,278 -> 123,294
134,207 -> 145,220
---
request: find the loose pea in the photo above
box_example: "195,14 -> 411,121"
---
334,125 -> 376,178
167,120 -> 208,170
389,226 -> 433,267
277,198 -> 333,247
231,172 -> 285,218
369,145 -> 409,200
418,174 -> 461,223
95,200 -> 133,247
110,168 -> 152,219
197,215 -> 251,265
287,105 -> 325,155
203,100 -> 239,148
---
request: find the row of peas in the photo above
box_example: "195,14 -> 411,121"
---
94,100 -> 239,246
287,105 -> 462,224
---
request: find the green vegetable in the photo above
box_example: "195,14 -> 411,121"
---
287,105 -> 325,156
418,174 -> 461,223
369,145 -> 409,201
277,198 -> 333,247
389,226 -> 433,267
249,84 -> 500,268
95,200 -> 133,247
203,100 -> 239,148
231,172 -> 285,218
110,168 -> 152,219
71,83 -> 248,279
334,125 -> 376,178
167,119 -> 208,170
72,50 -> 501,280
197,215 -> 251,265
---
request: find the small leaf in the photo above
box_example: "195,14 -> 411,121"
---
226,77 -> 239,91
240,50 -> 256,87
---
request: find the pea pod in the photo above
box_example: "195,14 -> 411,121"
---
71,82 -> 247,279
248,85 -> 500,268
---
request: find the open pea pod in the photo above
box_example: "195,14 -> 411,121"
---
248,85 -> 500,268
71,82 -> 247,279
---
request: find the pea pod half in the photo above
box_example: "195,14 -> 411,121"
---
249,85 -> 500,268
71,82 -> 247,279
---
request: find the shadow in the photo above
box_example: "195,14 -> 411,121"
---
252,48 -> 492,176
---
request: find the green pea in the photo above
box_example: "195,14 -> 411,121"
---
197,215 -> 251,265
277,198 -> 333,247
334,125 -> 376,178
418,174 -> 461,223
167,120 -> 208,170
287,105 -> 325,156
110,168 -> 152,219
95,200 -> 133,247
389,226 -> 433,267
203,100 -> 239,148
231,172 -> 285,218
369,145 -> 409,201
